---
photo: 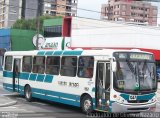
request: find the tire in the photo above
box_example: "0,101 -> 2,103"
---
81,95 -> 93,114
24,85 -> 32,102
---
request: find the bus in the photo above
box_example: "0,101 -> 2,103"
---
2,49 -> 157,113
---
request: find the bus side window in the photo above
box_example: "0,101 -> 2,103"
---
78,56 -> 94,78
22,56 -> 32,72
4,56 -> 13,71
60,56 -> 77,77
33,56 -> 45,74
46,56 -> 60,75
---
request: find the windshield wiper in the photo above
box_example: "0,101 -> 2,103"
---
126,59 -> 140,92
126,59 -> 135,74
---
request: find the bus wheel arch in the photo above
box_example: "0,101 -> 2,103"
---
80,93 -> 93,114
24,84 -> 32,102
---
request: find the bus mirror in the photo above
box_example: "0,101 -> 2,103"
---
112,62 -> 117,72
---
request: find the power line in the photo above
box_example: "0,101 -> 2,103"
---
1,1 -> 160,19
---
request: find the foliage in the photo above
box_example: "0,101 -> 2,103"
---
12,15 -> 61,31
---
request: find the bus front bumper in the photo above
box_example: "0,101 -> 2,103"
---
111,101 -> 156,113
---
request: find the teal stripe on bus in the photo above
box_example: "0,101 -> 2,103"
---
63,51 -> 83,55
29,74 -> 37,81
3,83 -> 13,92
32,87 -> 80,102
3,71 -> 54,83
36,74 -> 45,82
37,51 -> 46,55
3,83 -> 81,107
19,72 -> 29,80
44,75 -> 53,83
45,51 -> 54,55
53,51 -> 63,55
3,71 -> 13,78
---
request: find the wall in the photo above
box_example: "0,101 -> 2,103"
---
0,28 -> 11,50
43,18 -> 63,27
11,29 -> 36,51
43,17 -> 63,37
0,28 -> 11,70
71,17 -> 160,60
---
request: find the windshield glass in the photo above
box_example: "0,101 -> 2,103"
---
113,60 -> 157,93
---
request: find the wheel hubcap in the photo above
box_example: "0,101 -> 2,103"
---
26,88 -> 31,99
84,99 -> 91,112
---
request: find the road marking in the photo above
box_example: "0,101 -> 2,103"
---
17,113 -> 46,117
32,102 -> 47,106
0,108 -> 33,112
0,93 -> 19,96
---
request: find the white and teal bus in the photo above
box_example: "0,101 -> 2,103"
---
2,49 -> 157,113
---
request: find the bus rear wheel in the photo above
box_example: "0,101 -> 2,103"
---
81,95 -> 93,114
24,85 -> 32,102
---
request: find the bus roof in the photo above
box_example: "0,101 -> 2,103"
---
4,49 -> 152,57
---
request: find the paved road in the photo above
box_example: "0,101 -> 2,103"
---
0,86 -> 85,118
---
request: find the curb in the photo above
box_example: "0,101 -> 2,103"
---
0,100 -> 17,107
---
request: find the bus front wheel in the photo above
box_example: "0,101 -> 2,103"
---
81,95 -> 93,114
24,85 -> 32,102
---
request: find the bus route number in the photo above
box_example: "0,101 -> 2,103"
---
69,82 -> 79,88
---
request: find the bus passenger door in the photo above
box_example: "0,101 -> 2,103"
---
96,62 -> 110,111
13,59 -> 21,92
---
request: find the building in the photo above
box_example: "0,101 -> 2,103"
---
21,0 -> 42,20
43,0 -> 78,17
0,0 -> 77,28
0,0 -> 40,28
0,0 -> 22,28
101,0 -> 158,26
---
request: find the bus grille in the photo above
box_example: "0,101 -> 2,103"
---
128,108 -> 149,111
127,100 -> 148,103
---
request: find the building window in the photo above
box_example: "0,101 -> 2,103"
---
131,12 -> 136,16
122,12 -> 126,15
22,56 -> 32,72
45,3 -> 51,8
33,56 -> 45,74
60,56 -> 77,77
44,26 -> 62,37
78,56 -> 94,78
46,56 -> 60,75
5,56 -> 12,71
46,11 -> 49,14
122,5 -> 126,10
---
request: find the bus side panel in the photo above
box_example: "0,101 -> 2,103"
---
18,72 -> 83,107
3,71 -> 13,92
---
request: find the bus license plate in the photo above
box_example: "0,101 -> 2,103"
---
129,95 -> 137,100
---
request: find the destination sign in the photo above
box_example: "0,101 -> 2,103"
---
114,52 -> 153,60
130,53 -> 153,60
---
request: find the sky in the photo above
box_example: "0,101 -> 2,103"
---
77,0 -> 160,25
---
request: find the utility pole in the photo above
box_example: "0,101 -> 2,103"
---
142,2 -> 145,23
108,0 -> 111,20
36,0 -> 41,50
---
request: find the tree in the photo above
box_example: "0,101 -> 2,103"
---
12,15 -> 61,31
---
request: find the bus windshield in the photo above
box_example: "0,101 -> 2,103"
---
113,53 -> 157,94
